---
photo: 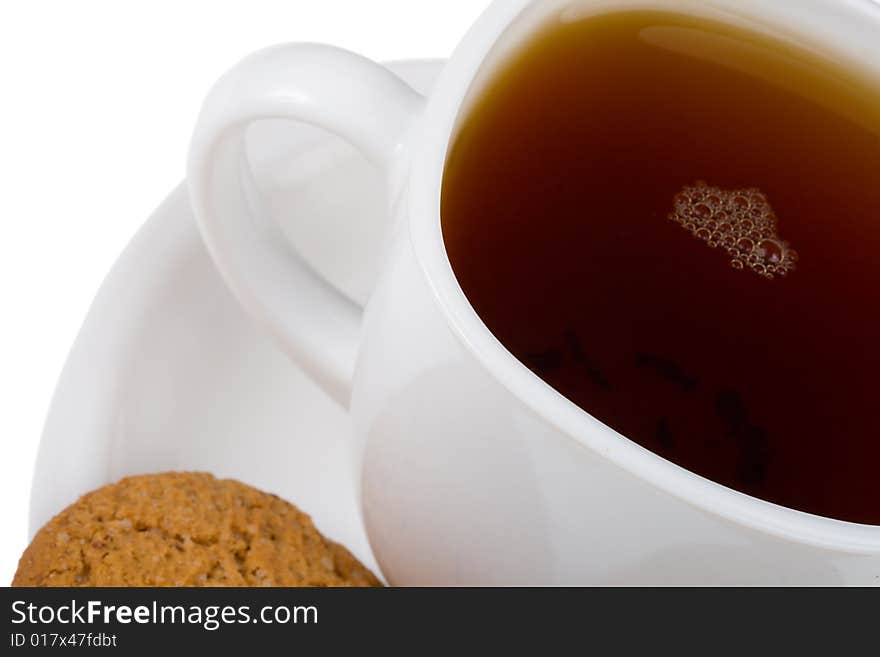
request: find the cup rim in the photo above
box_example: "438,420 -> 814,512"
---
407,0 -> 880,552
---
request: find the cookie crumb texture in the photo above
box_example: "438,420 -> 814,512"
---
13,472 -> 381,587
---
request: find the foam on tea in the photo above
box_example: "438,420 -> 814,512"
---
669,182 -> 798,279
441,10 -> 880,524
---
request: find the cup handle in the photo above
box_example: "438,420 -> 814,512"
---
188,44 -> 426,408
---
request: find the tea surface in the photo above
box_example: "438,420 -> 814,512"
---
441,11 -> 880,524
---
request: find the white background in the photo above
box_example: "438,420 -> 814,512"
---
0,0 -> 487,586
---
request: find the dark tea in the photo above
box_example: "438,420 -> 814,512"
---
441,10 -> 880,524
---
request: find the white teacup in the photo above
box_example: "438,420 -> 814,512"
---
188,0 -> 880,584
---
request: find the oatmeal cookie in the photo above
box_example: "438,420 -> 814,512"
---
13,472 -> 380,587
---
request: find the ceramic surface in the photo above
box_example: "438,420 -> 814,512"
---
188,1 -> 880,584
31,60 -> 447,581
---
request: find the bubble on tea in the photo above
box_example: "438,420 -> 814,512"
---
668,181 -> 798,279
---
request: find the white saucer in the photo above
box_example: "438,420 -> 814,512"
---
29,60 -> 445,579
